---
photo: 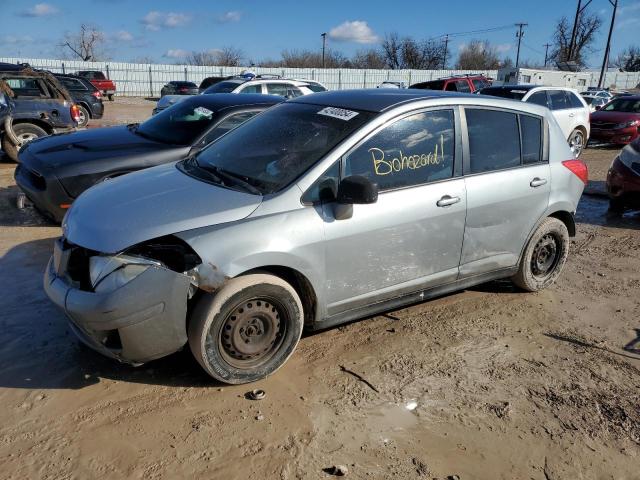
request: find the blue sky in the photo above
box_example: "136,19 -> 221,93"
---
1,0 -> 639,67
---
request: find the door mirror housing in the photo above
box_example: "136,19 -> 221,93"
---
337,175 -> 378,204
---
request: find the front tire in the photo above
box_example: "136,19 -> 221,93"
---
569,128 -> 585,157
1,123 -> 48,162
188,274 -> 304,384
512,217 -> 570,292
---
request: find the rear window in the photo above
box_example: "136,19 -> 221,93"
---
172,82 -> 197,87
204,81 -> 244,94
306,83 -> 327,93
4,77 -> 48,97
411,80 -> 445,90
58,77 -> 87,91
520,115 -> 543,164
548,90 -> 570,110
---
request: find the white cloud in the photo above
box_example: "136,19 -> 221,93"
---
217,11 -> 242,23
620,2 -> 640,13
496,43 -> 512,53
142,11 -> 191,31
18,3 -> 58,17
3,35 -> 35,44
163,49 -> 190,58
328,20 -> 379,44
113,30 -> 134,42
617,16 -> 640,28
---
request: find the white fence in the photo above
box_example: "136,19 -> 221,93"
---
2,57 -> 639,96
1,57 -> 498,97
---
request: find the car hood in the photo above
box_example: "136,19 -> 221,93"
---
590,111 -> 640,123
63,162 -> 262,254
22,125 -> 171,171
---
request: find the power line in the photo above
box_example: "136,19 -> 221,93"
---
427,24 -> 515,41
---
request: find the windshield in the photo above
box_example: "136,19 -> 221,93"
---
204,80 -> 244,94
136,101 -> 221,145
188,102 -> 375,194
479,87 -> 528,100
602,98 -> 640,113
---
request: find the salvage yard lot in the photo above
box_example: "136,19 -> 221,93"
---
0,100 -> 639,479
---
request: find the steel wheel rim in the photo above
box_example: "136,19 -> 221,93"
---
77,109 -> 87,126
16,132 -> 38,147
210,297 -> 287,370
570,131 -> 584,157
531,233 -> 561,278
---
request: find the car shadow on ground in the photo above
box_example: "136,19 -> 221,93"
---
544,332 -> 640,362
576,195 -> 640,231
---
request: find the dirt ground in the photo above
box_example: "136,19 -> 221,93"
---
0,99 -> 639,479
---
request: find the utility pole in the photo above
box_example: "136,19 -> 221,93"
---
543,43 -> 552,67
515,23 -> 528,69
598,0 -> 618,89
321,33 -> 327,68
442,34 -> 449,70
568,0 -> 592,61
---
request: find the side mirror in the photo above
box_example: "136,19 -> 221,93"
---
595,105 -> 602,111
337,175 -> 378,204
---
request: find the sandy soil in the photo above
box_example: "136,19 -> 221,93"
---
0,103 -> 639,479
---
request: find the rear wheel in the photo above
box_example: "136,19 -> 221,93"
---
107,94 -> 114,101
569,128 -> 585,157
76,105 -> 90,128
188,274 -> 304,384
512,217 -> 569,292
1,123 -> 48,162
608,196 -> 625,212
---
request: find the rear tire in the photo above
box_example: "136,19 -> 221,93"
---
107,94 -> 114,101
568,128 -> 585,157
512,217 -> 570,292
188,274 -> 304,384
608,196 -> 625,212
76,105 -> 90,128
1,123 -> 47,162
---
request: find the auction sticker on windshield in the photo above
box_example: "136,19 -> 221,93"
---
318,107 -> 359,121
194,107 -> 214,118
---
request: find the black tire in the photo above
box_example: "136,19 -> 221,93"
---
512,217 -> 570,292
107,94 -> 114,101
568,128 -> 585,158
188,274 -> 304,384
1,123 -> 47,162
76,105 -> 90,128
608,196 -> 625,212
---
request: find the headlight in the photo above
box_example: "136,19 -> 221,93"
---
616,120 -> 640,129
89,254 -> 161,293
616,145 -> 640,170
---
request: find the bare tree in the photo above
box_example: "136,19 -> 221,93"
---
274,49 -> 349,68
381,34 -> 445,69
381,33 -> 402,69
613,46 -> 640,72
456,40 -> 501,69
187,46 -> 244,67
351,48 -> 387,69
59,24 -> 108,61
551,12 -> 602,67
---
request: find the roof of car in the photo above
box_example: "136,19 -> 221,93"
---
177,93 -> 283,109
290,88 -> 474,112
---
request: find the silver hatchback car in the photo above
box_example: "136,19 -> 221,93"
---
45,90 -> 588,384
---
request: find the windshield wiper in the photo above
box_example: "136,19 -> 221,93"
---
185,157 -> 225,185
204,165 -> 262,195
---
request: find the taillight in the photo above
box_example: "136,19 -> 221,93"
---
70,104 -> 81,123
91,90 -> 102,99
562,159 -> 589,185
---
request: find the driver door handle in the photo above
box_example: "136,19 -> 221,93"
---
436,195 -> 461,207
530,177 -> 548,188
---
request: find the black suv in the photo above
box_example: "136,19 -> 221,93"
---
160,81 -> 199,97
0,63 -> 79,161
55,74 -> 104,127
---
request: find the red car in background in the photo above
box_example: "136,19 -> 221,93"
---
409,74 -> 492,93
590,95 -> 640,145
607,136 -> 640,210
75,70 -> 116,101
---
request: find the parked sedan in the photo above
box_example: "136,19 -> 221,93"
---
160,81 -> 199,97
44,90 -> 586,384
606,137 -> 640,210
152,94 -> 189,115
589,95 -> 640,145
581,94 -> 607,112
15,94 -> 282,221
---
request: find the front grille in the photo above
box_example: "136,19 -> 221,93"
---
16,164 -> 46,190
591,122 -> 618,130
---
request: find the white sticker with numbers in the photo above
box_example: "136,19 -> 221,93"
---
317,107 -> 359,121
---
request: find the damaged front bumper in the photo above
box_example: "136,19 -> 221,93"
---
44,238 -> 192,364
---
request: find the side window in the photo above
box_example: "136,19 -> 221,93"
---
472,79 -> 485,91
548,90 -> 570,110
302,162 -> 340,204
566,92 -> 584,109
527,91 -> 549,108
466,109 -> 520,173
456,80 -> 471,93
266,83 -> 289,97
445,81 -> 457,91
5,78 -> 46,97
343,109 -> 456,191
520,114 -> 543,164
60,78 -> 85,91
201,111 -> 258,145
239,84 -> 262,94
287,86 -> 304,98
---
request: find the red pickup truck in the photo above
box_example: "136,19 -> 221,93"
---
75,71 -> 116,101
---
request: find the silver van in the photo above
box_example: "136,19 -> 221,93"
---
45,90 -> 588,384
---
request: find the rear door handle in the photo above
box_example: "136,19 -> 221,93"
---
530,177 -> 547,188
436,195 -> 461,207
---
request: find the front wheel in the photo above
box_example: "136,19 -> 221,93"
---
512,217 -> 570,292
569,129 -> 585,157
188,274 -> 304,384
